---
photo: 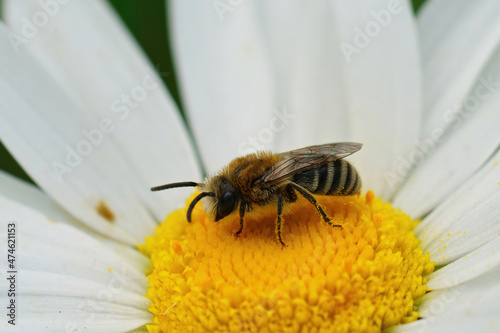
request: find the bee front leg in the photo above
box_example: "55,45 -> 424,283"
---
276,192 -> 286,247
234,201 -> 246,237
289,183 -> 342,230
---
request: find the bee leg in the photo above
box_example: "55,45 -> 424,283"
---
289,183 -> 342,229
276,192 -> 286,247
234,201 -> 246,237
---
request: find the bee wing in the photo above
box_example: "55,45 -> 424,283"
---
259,142 -> 362,187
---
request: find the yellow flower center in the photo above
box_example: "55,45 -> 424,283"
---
140,191 -> 434,333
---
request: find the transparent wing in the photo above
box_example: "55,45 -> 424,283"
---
259,142 -> 362,187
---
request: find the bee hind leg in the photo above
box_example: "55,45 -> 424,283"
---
234,201 -> 246,237
289,183 -> 342,229
276,192 -> 286,247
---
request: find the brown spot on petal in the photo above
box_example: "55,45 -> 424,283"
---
96,200 -> 115,223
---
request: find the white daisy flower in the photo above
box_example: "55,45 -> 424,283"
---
0,0 -> 499,332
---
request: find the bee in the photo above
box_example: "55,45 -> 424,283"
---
151,142 -> 362,246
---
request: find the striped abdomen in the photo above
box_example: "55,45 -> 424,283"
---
292,159 -> 361,196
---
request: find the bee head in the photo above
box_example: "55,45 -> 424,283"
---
150,177 -> 239,222
199,176 -> 239,222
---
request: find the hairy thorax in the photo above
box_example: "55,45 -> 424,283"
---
222,151 -> 283,206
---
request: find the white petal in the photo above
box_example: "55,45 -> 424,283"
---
0,296 -> 150,333
253,0 -> 304,106
244,1 -> 346,151
415,152 -> 500,265
391,266 -> 500,332
0,197 -> 148,292
0,170 -> 150,271
418,265 -> 500,319
0,169 -> 80,228
419,0 -> 500,138
16,271 -> 149,309
426,235 -> 500,290
0,198 -> 151,331
97,237 -> 150,273
170,0 -> 277,170
331,0 -> 422,199
394,47 -> 500,218
3,0 -> 201,219
0,22 -> 159,245
394,120 -> 500,218
276,1 -> 350,151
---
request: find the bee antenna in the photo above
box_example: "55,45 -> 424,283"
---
187,192 -> 215,222
151,181 -> 200,192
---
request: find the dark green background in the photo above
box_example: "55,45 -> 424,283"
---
0,0 -> 427,185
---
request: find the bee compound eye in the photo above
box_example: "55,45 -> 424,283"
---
217,191 -> 236,220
